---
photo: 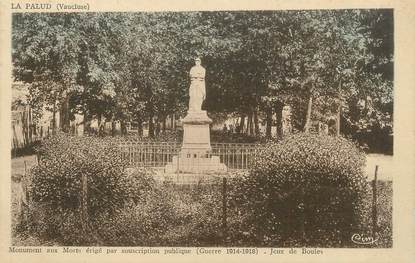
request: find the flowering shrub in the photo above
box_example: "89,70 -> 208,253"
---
231,133 -> 368,247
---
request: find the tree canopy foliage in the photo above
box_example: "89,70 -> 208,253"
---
12,10 -> 393,145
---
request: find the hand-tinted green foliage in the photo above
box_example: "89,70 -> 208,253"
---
230,133 -> 368,247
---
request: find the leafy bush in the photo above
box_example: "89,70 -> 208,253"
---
18,133 -> 375,247
94,182 -> 223,246
116,130 -> 183,143
210,130 -> 265,143
231,133 -> 368,247
23,133 -> 155,244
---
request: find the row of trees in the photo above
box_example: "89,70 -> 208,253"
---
12,10 -> 393,142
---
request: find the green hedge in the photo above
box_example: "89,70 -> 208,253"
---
19,132 -> 373,247
94,183 -> 223,246
231,133 -> 368,247
24,133 -> 155,244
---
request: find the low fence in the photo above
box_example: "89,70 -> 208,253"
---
119,142 -> 181,168
118,142 -> 262,170
211,143 -> 261,170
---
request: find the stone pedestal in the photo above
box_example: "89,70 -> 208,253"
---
164,154 -> 227,174
181,110 -> 212,153
164,110 -> 227,174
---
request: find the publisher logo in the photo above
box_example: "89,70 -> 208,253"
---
351,233 -> 378,245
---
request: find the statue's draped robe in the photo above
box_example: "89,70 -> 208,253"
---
189,65 -> 206,111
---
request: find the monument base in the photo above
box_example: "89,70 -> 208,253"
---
165,153 -> 227,174
181,110 -> 212,153
164,110 -> 227,174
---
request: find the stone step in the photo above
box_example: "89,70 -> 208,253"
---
165,154 -> 227,174
153,172 -> 220,185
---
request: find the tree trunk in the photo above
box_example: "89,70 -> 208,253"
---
170,114 -> 175,131
83,111 -> 89,135
336,80 -> 342,136
254,110 -> 260,136
275,101 -> 283,139
247,113 -> 253,135
238,114 -> 245,134
266,107 -> 272,138
28,107 -> 33,144
120,120 -> 127,136
336,106 -> 341,136
111,119 -> 116,137
52,100 -> 57,135
147,99 -> 155,138
155,119 -> 161,136
59,93 -> 70,133
245,116 -> 249,134
162,117 -> 166,133
98,114 -> 104,137
22,108 -> 28,146
304,95 -> 313,133
97,114 -> 102,128
137,115 -> 143,137
148,115 -> 154,138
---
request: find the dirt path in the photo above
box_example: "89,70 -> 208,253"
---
11,155 -> 38,176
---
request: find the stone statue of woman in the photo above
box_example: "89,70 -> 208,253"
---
188,58 -> 206,112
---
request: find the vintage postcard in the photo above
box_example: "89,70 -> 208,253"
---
0,0 -> 414,262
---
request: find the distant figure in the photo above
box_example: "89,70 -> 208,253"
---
188,58 -> 206,111
98,122 -> 105,137
222,123 -> 228,133
229,124 -> 235,134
